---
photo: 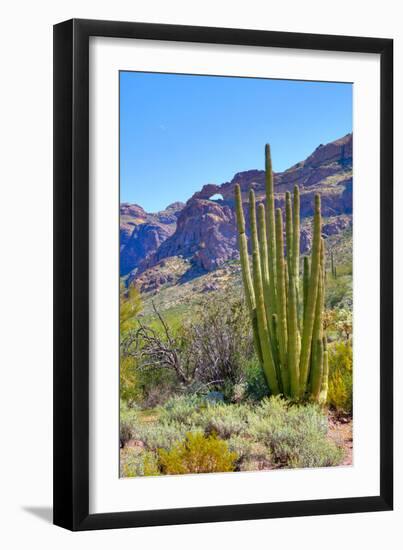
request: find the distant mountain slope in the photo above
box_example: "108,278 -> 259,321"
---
120,202 -> 184,275
120,133 -> 352,288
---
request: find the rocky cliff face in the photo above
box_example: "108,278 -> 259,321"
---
141,200 -> 239,272
120,202 -> 184,275
121,133 -> 352,287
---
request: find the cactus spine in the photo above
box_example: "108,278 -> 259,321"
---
234,145 -> 327,403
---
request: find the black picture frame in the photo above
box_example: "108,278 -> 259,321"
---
53,18 -> 393,531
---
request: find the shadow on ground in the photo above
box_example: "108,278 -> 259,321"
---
22,506 -> 53,524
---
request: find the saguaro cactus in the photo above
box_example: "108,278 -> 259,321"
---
235,145 -> 328,402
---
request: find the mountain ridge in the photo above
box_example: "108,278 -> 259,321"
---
120,133 -> 352,287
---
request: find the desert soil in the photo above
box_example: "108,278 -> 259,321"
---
327,412 -> 353,466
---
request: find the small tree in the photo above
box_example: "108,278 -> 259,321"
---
126,302 -> 193,387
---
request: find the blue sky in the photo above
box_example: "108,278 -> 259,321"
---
120,71 -> 352,212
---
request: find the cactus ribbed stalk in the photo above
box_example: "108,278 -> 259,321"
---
249,190 -> 280,395
292,186 -> 300,281
285,191 -> 293,279
235,185 -> 262,364
319,345 -> 329,404
299,194 -> 322,396
293,186 -> 301,328
235,144 -> 327,403
303,256 -> 310,321
275,208 -> 290,395
258,203 -> 273,337
310,263 -> 324,400
265,144 -> 277,319
287,262 -> 300,396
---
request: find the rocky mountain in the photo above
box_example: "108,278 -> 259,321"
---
121,133 -> 352,290
120,202 -> 184,275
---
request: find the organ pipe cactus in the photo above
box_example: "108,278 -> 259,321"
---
235,145 -> 328,402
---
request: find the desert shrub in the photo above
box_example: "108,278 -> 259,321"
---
244,357 -> 270,401
120,284 -> 142,334
125,303 -> 195,395
229,382 -> 248,403
120,448 -> 160,477
132,420 -> 193,452
179,289 -> 254,394
285,433 -> 344,468
120,355 -> 177,409
158,432 -> 237,475
226,435 -> 255,462
327,340 -> 353,414
325,277 -> 353,310
159,396 -> 253,439
334,309 -> 353,341
120,289 -> 254,401
138,371 -> 178,408
196,403 -> 249,439
248,397 -> 343,468
226,435 -> 270,469
227,436 -> 271,471
250,395 -> 293,426
119,285 -> 143,404
120,355 -> 140,406
160,397 -> 250,438
158,394 -> 205,426
120,400 -> 138,446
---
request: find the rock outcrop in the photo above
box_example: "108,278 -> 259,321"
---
139,199 -> 238,272
120,202 -> 184,275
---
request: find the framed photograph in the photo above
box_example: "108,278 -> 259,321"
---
53,19 -> 393,531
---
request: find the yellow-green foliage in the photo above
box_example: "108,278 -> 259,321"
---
158,432 -> 237,475
120,284 -> 142,333
120,284 -> 143,403
120,355 -> 140,404
120,448 -> 160,477
327,340 -> 353,413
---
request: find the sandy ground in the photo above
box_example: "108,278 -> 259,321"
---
327,412 -> 353,466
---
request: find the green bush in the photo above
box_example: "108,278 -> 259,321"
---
160,397 -> 250,439
120,448 -> 160,477
137,368 -> 178,408
132,420 -> 193,451
197,403 -> 249,439
327,340 -> 353,414
247,397 -> 343,469
158,394 -> 205,426
287,432 -> 343,468
120,400 -> 138,446
227,382 -> 247,404
325,276 -> 353,310
120,355 -> 140,406
158,432 -> 237,475
120,284 -> 142,334
226,435 -> 255,462
227,436 -> 270,470
121,395 -> 346,475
